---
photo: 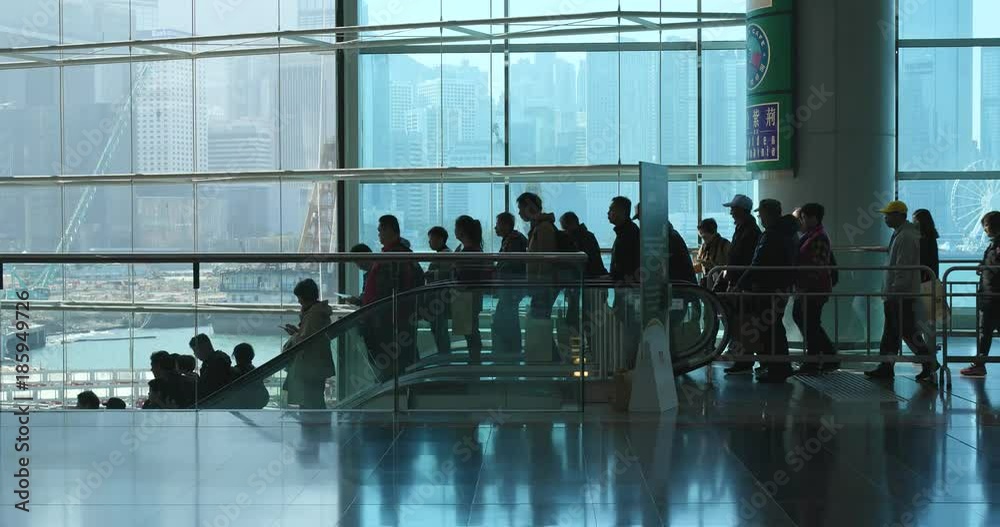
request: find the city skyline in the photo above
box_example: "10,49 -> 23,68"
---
2,0 -> 999,256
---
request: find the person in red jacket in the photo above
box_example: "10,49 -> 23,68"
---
792,203 -> 837,375
360,215 -> 423,381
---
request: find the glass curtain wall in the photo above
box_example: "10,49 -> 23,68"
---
356,0 -> 749,250
897,0 -> 1000,307
0,0 -> 748,407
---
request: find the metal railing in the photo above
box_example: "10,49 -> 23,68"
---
940,265 -> 1000,389
706,264 -> 942,382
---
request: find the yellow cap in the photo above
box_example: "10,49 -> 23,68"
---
878,200 -> 908,215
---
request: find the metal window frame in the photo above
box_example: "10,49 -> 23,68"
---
2,4 -> 753,258
0,9 -> 745,70
895,11 -> 1000,189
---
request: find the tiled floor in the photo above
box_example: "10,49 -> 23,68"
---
3,362 -> 1000,526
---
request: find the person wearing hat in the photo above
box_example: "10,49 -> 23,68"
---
720,193 -> 763,374
866,200 -> 937,381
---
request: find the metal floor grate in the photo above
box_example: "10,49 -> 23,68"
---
794,372 -> 907,402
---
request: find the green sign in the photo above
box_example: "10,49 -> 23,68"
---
747,93 -> 794,172
746,0 -> 794,172
746,14 -> 792,96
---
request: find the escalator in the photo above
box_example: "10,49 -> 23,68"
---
198,281 -> 730,410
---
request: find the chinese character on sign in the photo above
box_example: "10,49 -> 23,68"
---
747,102 -> 780,164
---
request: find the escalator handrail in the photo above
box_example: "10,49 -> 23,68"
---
196,280 -> 727,408
195,279 -> 592,407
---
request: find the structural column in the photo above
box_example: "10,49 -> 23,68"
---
756,0 -> 897,344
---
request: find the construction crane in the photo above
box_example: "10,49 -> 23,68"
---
5,63 -> 153,300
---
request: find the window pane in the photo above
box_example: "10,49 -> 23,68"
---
196,182 -> 281,252
702,49 -> 746,165
701,0 -> 746,41
898,47 -> 995,172
361,0 -> 441,27
0,1 -> 61,48
621,51 -> 660,164
441,55 -> 499,167
62,0 -> 131,44
899,180 -> 999,259
195,0 -> 278,35
282,180 -> 336,253
0,68 -> 60,176
280,0 -> 337,30
360,55 -> 440,168
280,53 -> 338,170
0,186 -> 62,252
197,56 -> 280,172
900,0 -> 1000,40
668,181 -> 698,243
133,184 -> 195,252
62,64 -> 133,175
133,60 -> 195,174
661,51 -> 698,165
65,185 -> 132,252
510,52 -> 619,165
132,0 -> 193,38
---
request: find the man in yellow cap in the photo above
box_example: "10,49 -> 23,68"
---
865,200 -> 938,381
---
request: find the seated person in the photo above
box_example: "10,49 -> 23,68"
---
104,397 -> 127,409
76,390 -> 100,409
228,343 -> 270,409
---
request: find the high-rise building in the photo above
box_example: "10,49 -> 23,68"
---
661,47 -> 698,165
899,0 -> 975,171
982,48 -> 1000,164
584,52 -> 620,164
703,50 -> 745,165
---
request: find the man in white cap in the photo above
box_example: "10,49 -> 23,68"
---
721,194 -> 762,374
865,200 -> 937,381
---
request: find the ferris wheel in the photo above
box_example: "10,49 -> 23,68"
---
949,159 -> 1000,252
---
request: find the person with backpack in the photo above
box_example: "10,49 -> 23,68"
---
792,203 -> 838,375
560,212 -> 608,358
